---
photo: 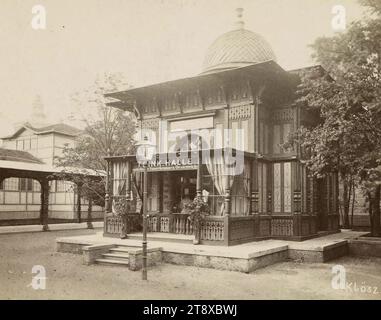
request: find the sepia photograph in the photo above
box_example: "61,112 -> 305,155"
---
0,0 -> 381,309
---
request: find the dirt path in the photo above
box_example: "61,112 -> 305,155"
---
0,229 -> 380,299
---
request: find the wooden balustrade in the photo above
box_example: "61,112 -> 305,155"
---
200,216 -> 225,242
172,214 -> 193,235
160,216 -> 170,232
105,211 -> 226,243
104,213 -> 142,236
146,213 -> 193,235
104,211 -> 324,244
147,214 -> 171,233
105,214 -> 123,235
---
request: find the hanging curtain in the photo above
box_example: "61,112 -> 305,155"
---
243,160 -> 251,215
118,162 -> 129,195
112,161 -> 129,213
205,150 -> 234,215
131,171 -> 143,214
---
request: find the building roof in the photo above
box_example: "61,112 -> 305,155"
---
0,148 -> 44,164
201,29 -> 277,74
0,147 -> 103,176
105,61 -> 290,113
27,123 -> 82,136
0,159 -> 103,176
2,123 -> 82,140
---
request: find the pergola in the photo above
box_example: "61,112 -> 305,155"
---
0,148 -> 102,230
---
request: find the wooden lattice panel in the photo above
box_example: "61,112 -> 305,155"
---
271,218 -> 293,236
229,104 -> 251,120
273,108 -> 293,123
141,118 -> 159,130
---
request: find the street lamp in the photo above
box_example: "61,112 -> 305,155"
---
136,135 -> 156,280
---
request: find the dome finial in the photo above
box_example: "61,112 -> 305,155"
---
234,8 -> 244,30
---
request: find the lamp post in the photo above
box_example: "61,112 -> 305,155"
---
136,135 -> 156,280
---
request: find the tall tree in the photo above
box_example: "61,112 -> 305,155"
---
293,0 -> 381,235
55,73 -> 136,215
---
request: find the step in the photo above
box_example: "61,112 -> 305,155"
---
110,247 -> 131,254
102,253 -> 130,260
95,258 -> 129,267
127,234 -> 193,244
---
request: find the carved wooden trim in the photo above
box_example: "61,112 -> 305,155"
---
229,104 -> 251,120
273,108 -> 294,123
141,118 -> 159,130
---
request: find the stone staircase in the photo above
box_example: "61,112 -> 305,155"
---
95,246 -> 131,267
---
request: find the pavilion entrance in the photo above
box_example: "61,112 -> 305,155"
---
140,169 -> 198,235
161,170 -> 197,214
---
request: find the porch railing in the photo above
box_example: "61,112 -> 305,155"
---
104,212 -> 226,241
104,213 -> 142,236
200,216 -> 225,242
104,211 -> 322,244
147,213 -> 193,235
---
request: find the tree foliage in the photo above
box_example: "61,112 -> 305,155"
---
55,73 -> 136,206
293,0 -> 381,235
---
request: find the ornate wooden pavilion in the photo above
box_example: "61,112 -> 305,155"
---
102,18 -> 339,245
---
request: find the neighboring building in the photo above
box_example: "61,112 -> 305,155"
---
102,10 -> 340,244
0,103 -> 103,224
2,122 -> 81,165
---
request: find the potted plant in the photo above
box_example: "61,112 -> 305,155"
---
114,197 -> 130,239
182,196 -> 210,244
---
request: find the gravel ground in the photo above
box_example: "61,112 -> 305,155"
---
0,229 -> 380,300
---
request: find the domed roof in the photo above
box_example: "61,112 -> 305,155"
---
201,28 -> 277,74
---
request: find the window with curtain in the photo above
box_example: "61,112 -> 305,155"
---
284,162 -> 292,212
202,171 -> 225,216
273,123 -> 294,154
258,162 -> 268,213
4,178 -> 19,191
230,120 -> 247,151
19,178 -> 33,191
274,163 -> 282,212
33,180 -> 41,192
112,161 -> 129,197
230,167 -> 250,216
273,162 -> 292,213
203,156 -> 250,216
203,150 -> 235,216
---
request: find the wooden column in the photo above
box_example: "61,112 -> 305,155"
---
103,158 -> 111,236
76,183 -> 82,223
196,162 -> 202,198
162,172 -> 174,213
224,173 -> 231,216
87,197 -> 94,229
39,178 -> 49,231
126,160 -> 132,200
250,158 -> 260,237
292,162 -> 302,237
251,159 -> 259,215
158,173 -> 163,213
292,161 -> 302,214
104,159 -> 111,213
267,164 -> 272,214
196,138 -> 202,198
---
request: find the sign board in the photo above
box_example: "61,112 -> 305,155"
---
134,158 -> 199,172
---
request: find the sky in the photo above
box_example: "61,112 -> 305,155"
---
0,0 -> 366,136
